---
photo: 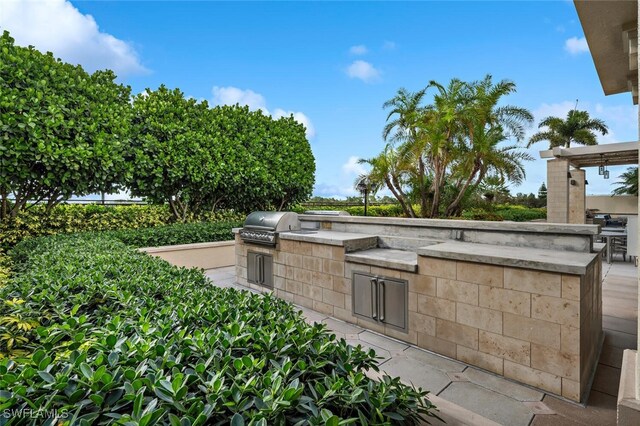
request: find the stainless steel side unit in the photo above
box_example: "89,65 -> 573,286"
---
352,272 -> 408,331
247,251 -> 273,288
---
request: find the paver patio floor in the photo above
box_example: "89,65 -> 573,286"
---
206,260 -> 638,426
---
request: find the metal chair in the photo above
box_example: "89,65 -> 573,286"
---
611,236 -> 627,262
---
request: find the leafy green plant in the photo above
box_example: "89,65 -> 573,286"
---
0,31 -> 132,220
129,88 -> 315,221
292,204 -> 406,217
99,221 -> 242,247
460,205 -> 546,222
0,235 -> 438,424
0,204 -> 245,250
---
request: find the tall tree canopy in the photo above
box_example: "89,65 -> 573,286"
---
0,31 -> 132,219
363,75 -> 532,218
527,109 -> 608,149
129,87 -> 315,220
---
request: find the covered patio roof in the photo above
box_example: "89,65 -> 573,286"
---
574,0 -> 638,103
539,141 -> 639,168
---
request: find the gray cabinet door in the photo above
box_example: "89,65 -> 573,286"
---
378,278 -> 407,330
352,272 -> 376,320
247,252 -> 273,288
261,254 -> 273,288
247,252 -> 259,284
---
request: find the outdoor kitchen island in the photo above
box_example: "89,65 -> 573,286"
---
234,213 -> 604,403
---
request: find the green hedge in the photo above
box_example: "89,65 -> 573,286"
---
460,206 -> 546,222
494,205 -> 546,222
293,204 -> 406,217
0,235 -> 437,424
100,221 -> 241,248
0,204 -> 245,249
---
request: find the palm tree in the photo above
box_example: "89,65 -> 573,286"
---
527,109 -> 608,149
382,88 -> 429,215
357,145 -> 417,217
612,167 -> 638,196
443,76 -> 533,216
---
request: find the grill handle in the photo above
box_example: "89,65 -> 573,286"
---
379,280 -> 385,322
370,278 -> 377,320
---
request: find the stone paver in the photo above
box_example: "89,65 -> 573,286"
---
541,391 -> 617,426
379,356 -> 454,394
438,381 -> 535,426
358,330 -> 409,352
463,367 -> 543,402
203,260 -> 637,426
404,346 -> 466,373
322,317 -> 362,334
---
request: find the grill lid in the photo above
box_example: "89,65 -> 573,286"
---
243,211 -> 300,233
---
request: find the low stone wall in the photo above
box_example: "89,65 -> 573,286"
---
142,240 -> 235,269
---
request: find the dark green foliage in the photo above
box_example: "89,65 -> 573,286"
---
99,221 -> 241,248
0,235 -> 437,424
129,88 -> 315,221
292,204 -> 405,217
461,205 -> 546,222
612,167 -> 638,196
0,204 -> 244,250
0,31 -> 132,219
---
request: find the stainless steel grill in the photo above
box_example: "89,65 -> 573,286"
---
239,211 -> 300,246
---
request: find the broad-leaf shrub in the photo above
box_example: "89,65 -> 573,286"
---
100,221 -> 241,248
0,204 -> 244,249
0,235 -> 437,424
0,31 -> 132,219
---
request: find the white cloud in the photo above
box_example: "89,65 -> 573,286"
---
342,156 -> 366,176
0,0 -> 147,75
273,109 -> 316,139
564,36 -> 589,55
382,41 -> 396,50
349,44 -> 368,55
212,86 -> 315,139
313,183 -> 360,199
346,60 -> 381,83
212,86 -> 267,111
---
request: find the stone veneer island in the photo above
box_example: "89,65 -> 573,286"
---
234,214 -> 603,403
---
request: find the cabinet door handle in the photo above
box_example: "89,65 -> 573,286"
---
370,278 -> 377,319
258,255 -> 263,284
379,280 -> 385,322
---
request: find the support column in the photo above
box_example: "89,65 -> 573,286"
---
618,7 -> 640,425
569,168 -> 586,224
546,159 -> 570,223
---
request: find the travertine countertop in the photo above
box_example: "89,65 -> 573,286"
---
417,241 -> 600,275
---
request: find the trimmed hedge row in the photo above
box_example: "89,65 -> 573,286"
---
0,204 -> 245,250
293,204 -> 406,217
0,235 -> 437,424
99,221 -> 242,248
494,205 -> 546,222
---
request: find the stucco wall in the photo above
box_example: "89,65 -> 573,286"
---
141,240 -> 235,269
587,195 -> 638,215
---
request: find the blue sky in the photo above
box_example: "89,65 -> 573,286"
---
1,0 -> 637,198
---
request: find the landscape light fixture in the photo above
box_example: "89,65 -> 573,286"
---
599,154 -> 605,175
